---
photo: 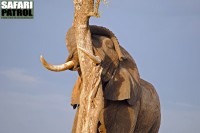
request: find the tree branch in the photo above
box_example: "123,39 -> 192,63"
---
72,0 -> 104,133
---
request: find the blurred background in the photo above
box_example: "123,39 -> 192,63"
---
0,0 -> 200,132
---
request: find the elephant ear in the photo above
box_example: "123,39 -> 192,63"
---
71,76 -> 82,105
104,48 -> 141,105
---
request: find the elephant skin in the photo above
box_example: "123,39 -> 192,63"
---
66,26 -> 161,133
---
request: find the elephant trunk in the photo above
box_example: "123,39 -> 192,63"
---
40,55 -> 75,72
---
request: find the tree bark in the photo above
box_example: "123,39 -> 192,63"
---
73,0 -> 104,133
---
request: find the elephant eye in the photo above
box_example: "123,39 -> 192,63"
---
107,42 -> 114,49
103,39 -> 113,49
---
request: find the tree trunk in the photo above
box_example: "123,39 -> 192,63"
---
73,0 -> 104,133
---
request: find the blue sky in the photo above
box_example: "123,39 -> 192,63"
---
0,0 -> 200,133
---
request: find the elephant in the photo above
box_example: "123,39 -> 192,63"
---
40,25 -> 161,133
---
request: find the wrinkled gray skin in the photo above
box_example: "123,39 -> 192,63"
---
66,25 -> 161,133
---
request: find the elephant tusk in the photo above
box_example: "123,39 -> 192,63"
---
40,55 -> 75,72
77,46 -> 101,64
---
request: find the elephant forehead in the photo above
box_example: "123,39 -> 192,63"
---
92,35 -> 118,62
92,35 -> 114,49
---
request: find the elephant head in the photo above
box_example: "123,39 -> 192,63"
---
41,25 -> 141,106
